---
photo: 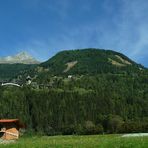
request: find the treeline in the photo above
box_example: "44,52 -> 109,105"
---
0,74 -> 148,135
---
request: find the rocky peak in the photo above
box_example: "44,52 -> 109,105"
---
0,51 -> 40,64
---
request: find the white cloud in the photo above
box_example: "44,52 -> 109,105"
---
117,0 -> 148,58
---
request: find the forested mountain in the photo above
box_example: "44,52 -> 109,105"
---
0,48 -> 147,135
40,48 -> 144,75
0,48 -> 146,81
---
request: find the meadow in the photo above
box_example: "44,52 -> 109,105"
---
0,134 -> 148,148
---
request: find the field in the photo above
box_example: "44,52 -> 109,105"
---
0,134 -> 148,148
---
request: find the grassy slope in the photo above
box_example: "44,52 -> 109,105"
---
1,135 -> 148,148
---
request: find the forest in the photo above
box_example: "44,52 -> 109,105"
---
0,73 -> 147,135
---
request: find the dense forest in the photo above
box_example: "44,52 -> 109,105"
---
0,49 -> 147,135
0,74 -> 147,135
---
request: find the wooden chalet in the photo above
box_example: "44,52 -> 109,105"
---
0,119 -> 24,140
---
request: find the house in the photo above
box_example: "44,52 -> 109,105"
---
68,75 -> 73,79
0,119 -> 24,140
26,75 -> 32,85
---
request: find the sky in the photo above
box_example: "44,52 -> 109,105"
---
0,0 -> 148,67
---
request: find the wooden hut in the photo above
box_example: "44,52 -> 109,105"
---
0,119 -> 24,140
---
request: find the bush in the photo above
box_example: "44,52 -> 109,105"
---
107,115 -> 124,133
61,125 -> 75,135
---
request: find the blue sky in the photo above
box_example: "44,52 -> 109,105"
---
0,0 -> 148,67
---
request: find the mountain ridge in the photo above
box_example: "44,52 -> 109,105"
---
40,48 -> 144,75
0,48 -> 146,81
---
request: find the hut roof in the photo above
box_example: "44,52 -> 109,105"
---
0,119 -> 19,123
0,119 -> 25,128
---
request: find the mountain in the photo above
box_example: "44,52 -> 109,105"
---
0,52 -> 40,81
0,52 -> 40,64
0,48 -> 146,81
0,48 -> 147,135
39,48 -> 144,75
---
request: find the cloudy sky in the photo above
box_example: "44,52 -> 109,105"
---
0,0 -> 148,66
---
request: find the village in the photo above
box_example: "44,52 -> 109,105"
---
0,74 -> 82,89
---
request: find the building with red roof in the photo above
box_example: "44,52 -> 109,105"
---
0,119 -> 24,140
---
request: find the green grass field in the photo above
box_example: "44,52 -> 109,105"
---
0,134 -> 148,148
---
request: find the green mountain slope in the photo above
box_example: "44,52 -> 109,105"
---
0,48 -> 146,82
40,48 -> 144,75
0,64 -> 37,81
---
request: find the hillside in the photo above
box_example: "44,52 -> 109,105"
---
0,48 -> 146,82
0,64 -> 37,81
0,48 -> 147,135
40,48 -> 144,75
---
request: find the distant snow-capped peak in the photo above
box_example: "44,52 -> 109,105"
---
0,51 -> 40,64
